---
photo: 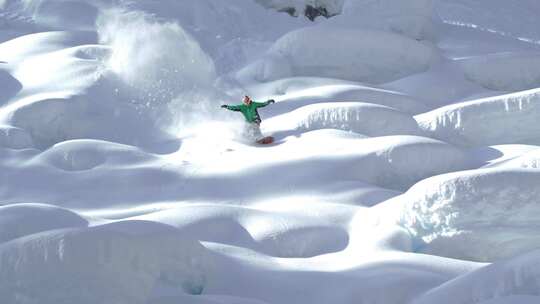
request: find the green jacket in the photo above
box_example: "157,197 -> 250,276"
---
224,100 -> 273,123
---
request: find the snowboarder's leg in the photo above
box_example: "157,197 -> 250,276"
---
244,122 -> 263,141
243,122 -> 273,144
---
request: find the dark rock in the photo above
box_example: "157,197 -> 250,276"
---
278,7 -> 297,17
277,4 -> 338,22
304,5 -> 331,21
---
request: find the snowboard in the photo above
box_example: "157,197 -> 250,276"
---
257,136 -> 274,145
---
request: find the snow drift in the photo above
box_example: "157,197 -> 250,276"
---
394,168 -> 540,262
1,0 -> 540,303
252,79 -> 429,114
461,52 -> 540,91
0,220 -> 212,304
495,148 -> 540,169
264,135 -> 470,191
330,0 -> 436,40
132,204 -> 349,258
413,249 -> 540,304
242,27 -> 435,83
0,204 -> 87,243
0,125 -> 33,149
437,0 -> 540,43
415,88 -> 540,147
34,139 -> 158,171
265,102 -> 422,137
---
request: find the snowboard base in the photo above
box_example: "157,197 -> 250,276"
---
257,136 -> 274,145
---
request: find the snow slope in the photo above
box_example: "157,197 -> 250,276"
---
240,26 -> 436,83
416,88 -> 540,146
1,0 -> 540,303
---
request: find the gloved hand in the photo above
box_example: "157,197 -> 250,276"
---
220,105 -> 228,109
268,99 -> 276,104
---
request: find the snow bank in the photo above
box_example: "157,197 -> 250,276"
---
413,249 -> 540,304
0,125 -> 33,149
0,30 -> 98,63
0,0 -> 99,31
255,0 -> 436,39
396,168 -> 540,261
35,139 -> 156,171
0,68 -> 22,104
0,203 -> 87,243
437,0 -> 540,43
131,204 -> 350,258
265,102 -> 422,137
331,0 -> 436,40
32,0 -> 99,31
0,220 -> 212,304
8,96 -> 116,149
346,136 -> 469,190
461,53 -> 540,91
2,37 -> 180,149
270,135 -> 469,191
12,44 -> 106,91
244,27 -> 435,83
255,225 -> 348,257
496,148 -> 540,169
255,79 -> 428,114
415,88 -> 540,146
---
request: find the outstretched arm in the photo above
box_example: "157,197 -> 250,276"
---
253,99 -> 275,108
221,104 -> 243,112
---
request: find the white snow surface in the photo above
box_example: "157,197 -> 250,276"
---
1,0 -> 540,303
416,88 -> 540,146
241,26 -> 436,83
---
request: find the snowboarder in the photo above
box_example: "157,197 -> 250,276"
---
221,96 -> 276,144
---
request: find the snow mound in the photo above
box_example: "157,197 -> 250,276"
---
0,220 -> 212,304
0,203 -> 87,243
251,78 -> 429,114
347,136 -> 469,190
0,69 -> 21,104
396,168 -> 540,262
42,144 -> 104,171
273,135 -> 469,190
245,27 -> 435,83
413,249 -> 540,304
415,88 -> 540,146
8,86 -> 175,151
255,225 -> 348,258
0,31 -> 98,64
330,0 -> 436,40
10,97 -> 102,149
30,0 -> 99,31
265,102 -> 422,137
497,148 -> 540,169
0,125 -> 33,149
132,204 -> 349,258
35,140 -> 155,171
461,53 -> 540,91
437,0 -> 540,43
